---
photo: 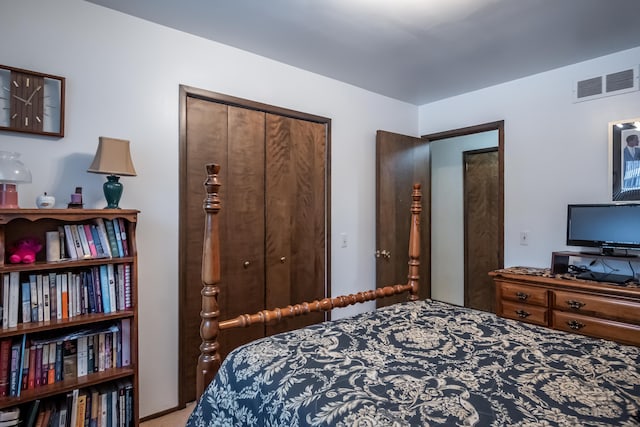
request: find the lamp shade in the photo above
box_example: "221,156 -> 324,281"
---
87,137 -> 137,176
0,151 -> 32,183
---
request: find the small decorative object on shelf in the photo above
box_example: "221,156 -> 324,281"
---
0,151 -> 32,209
67,187 -> 83,209
35,192 -> 55,209
7,237 -> 42,264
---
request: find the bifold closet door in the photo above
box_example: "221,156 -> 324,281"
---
265,113 -> 327,336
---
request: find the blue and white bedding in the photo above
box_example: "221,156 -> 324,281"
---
187,299 -> 640,426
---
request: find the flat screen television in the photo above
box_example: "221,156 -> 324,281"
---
567,203 -> 640,254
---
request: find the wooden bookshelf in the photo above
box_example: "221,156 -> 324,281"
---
0,209 -> 139,425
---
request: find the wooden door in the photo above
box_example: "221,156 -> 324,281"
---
265,114 -> 327,335
464,148 -> 500,312
376,130 -> 431,306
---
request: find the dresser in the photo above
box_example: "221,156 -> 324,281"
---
490,269 -> 640,346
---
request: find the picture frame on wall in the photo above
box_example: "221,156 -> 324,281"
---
610,117 -> 640,201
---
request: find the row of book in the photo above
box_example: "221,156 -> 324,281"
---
54,218 -> 130,261
0,319 -> 131,398
1,264 -> 132,329
12,380 -> 133,427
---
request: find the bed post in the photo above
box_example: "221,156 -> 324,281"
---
407,184 -> 421,301
196,163 -> 222,398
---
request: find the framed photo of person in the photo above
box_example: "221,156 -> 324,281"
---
610,117 -> 640,201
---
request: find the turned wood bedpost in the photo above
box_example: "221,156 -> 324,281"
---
407,184 -> 422,301
197,163 -> 222,398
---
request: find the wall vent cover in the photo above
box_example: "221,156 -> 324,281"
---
574,66 -> 638,102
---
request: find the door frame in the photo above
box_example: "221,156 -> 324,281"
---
422,121 -> 505,302
178,85 -> 332,407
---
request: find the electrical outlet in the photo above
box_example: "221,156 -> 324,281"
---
340,233 -> 348,248
519,231 -> 529,246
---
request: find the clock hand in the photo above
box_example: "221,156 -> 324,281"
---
25,86 -> 42,104
13,94 -> 31,104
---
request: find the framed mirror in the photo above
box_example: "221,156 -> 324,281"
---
610,117 -> 640,201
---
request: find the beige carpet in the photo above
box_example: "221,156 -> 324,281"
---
140,402 -> 194,427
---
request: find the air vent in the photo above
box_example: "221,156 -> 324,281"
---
574,66 -> 638,103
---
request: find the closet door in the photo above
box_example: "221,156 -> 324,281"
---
265,114 -> 327,335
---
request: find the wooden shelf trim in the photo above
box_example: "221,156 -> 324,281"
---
0,257 -> 135,273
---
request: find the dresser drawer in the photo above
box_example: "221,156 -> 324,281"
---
500,300 -> 548,326
552,311 -> 640,346
552,290 -> 640,325
497,282 -> 548,306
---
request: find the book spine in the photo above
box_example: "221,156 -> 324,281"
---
116,264 -> 125,312
8,341 -> 19,396
93,219 -> 112,258
61,274 -> 68,320
112,219 -> 124,258
77,336 -> 88,377
63,224 -> 78,260
99,266 -> 111,314
36,274 -> 44,322
124,264 -> 132,310
34,344 -> 42,388
47,342 -> 56,385
29,274 -> 38,324
118,218 -> 129,257
55,274 -> 63,320
54,341 -> 63,382
83,224 -> 98,258
120,319 -> 131,367
21,344 -> 29,392
8,272 -> 20,328
41,343 -> 49,386
27,344 -> 36,389
0,339 -> 11,396
103,220 -> 120,258
89,225 -> 105,258
42,274 -> 51,322
58,225 -> 67,260
76,224 -> 91,259
21,281 -> 31,324
2,274 -> 9,329
92,267 -> 103,314
49,273 -> 57,322
107,265 -> 117,313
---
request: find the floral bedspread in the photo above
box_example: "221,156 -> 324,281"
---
186,299 -> 640,426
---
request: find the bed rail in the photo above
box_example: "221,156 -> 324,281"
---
196,163 -> 422,398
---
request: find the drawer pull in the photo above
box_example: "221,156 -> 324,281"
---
566,300 -> 585,309
567,320 -> 585,330
515,309 -> 530,318
515,292 -> 529,301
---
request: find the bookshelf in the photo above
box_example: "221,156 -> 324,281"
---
0,209 -> 138,426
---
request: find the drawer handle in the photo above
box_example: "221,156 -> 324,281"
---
515,309 -> 530,318
566,300 -> 585,309
567,320 -> 585,330
515,292 -> 529,301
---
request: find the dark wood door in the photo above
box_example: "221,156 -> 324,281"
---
376,130 -> 431,306
265,113 -> 327,335
464,148 -> 500,312
180,87 -> 330,405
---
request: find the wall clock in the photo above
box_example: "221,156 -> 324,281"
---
0,65 -> 65,137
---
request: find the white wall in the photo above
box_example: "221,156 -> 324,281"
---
420,47 -> 640,272
1,0 -> 418,416
431,131 -> 498,305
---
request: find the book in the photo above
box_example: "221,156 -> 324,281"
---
90,389 -> 99,427
54,341 -> 63,382
124,264 -> 132,310
68,389 -> 79,427
47,342 -> 56,385
27,345 -> 35,389
0,407 -> 19,422
99,392 -> 108,427
76,224 -> 91,259
24,399 -> 40,427
77,336 -> 88,377
83,224 -> 98,258
103,219 -> 120,258
29,274 -> 38,323
89,224 -> 106,258
8,272 -> 20,328
49,273 -> 57,322
84,271 -> 96,314
116,264 -> 125,311
120,319 -> 131,367
36,274 -> 44,322
117,218 -> 129,257
0,339 -> 11,396
106,264 -> 117,313
57,226 -> 67,260
63,224 -> 78,260
41,343 -> 49,386
34,344 -> 42,387
55,274 -> 63,320
93,219 -> 112,258
62,339 -> 77,380
42,275 -> 51,322
98,266 -> 111,314
92,267 -> 103,314
2,274 -> 9,328
97,333 -> 105,372
61,274 -> 68,320
21,281 -> 31,324
112,219 -> 124,258
75,392 -> 87,427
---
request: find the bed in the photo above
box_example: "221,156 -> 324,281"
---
187,164 -> 640,426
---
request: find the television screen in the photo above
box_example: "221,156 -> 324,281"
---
567,204 -> 640,251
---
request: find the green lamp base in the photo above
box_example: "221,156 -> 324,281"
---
103,175 -> 123,209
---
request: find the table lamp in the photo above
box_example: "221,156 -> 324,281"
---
0,151 -> 32,208
87,137 -> 137,209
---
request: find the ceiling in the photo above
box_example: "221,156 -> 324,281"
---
86,0 -> 640,105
